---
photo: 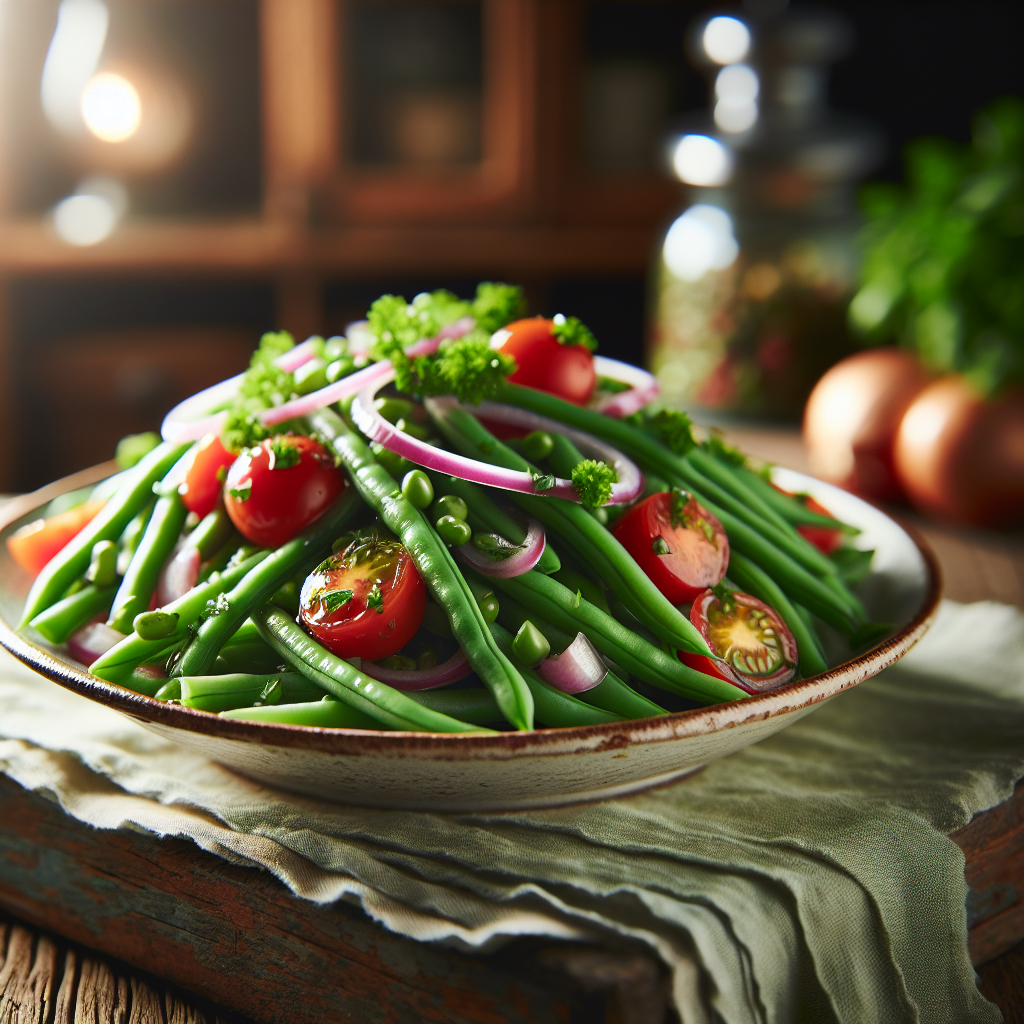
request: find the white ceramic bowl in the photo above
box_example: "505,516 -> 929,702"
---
0,463 -> 940,811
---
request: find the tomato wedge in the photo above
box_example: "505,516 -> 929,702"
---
179,433 -> 237,518
224,435 -> 345,548
497,317 -> 596,405
299,527 -> 426,662
773,486 -> 843,554
680,587 -> 798,693
7,500 -> 106,577
613,490 -> 729,603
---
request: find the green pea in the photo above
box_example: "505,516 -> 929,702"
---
431,494 -> 468,523
370,443 -> 411,479
323,335 -> 347,361
85,540 -> 118,588
133,610 -> 181,641
326,356 -> 355,383
512,619 -> 550,667
374,397 -> 415,424
401,469 -> 434,509
435,515 -> 472,546
477,591 -> 500,624
521,431 -> 554,461
293,358 -> 328,395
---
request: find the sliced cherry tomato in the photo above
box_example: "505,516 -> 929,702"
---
7,500 -> 106,577
224,435 -> 345,548
680,588 -> 798,693
299,527 -> 425,661
497,317 -> 596,405
612,490 -> 729,603
772,485 -> 843,554
178,433 -> 237,518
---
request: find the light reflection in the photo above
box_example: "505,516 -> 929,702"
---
53,177 -> 127,246
81,72 -> 141,142
702,17 -> 751,65
714,63 -> 759,133
663,204 -> 739,281
672,134 -> 733,187
41,0 -> 109,135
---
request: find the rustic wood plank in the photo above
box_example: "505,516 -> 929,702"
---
52,948 -> 77,1024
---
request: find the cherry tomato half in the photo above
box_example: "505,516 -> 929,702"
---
6,500 -> 106,577
613,491 -> 729,603
179,433 -> 237,518
299,527 -> 425,661
680,588 -> 798,693
497,317 -> 596,405
224,435 -> 345,548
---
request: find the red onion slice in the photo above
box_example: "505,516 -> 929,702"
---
68,622 -> 126,667
156,545 -> 201,607
591,356 -> 660,418
537,632 -> 608,694
456,515 -> 545,579
359,650 -> 473,691
274,337 -> 323,373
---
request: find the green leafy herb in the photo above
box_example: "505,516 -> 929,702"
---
366,584 -> 384,614
645,409 -> 696,456
321,589 -> 354,614
850,96 -> 1024,393
472,282 -> 526,335
551,314 -> 598,352
596,376 -> 632,394
531,469 -> 556,492
652,536 -> 671,555
411,336 -> 517,405
228,482 -> 252,503
829,546 -> 875,586
704,431 -> 746,467
571,459 -> 617,508
472,533 -> 525,562
269,438 -> 301,470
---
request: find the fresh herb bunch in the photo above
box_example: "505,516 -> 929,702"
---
571,459 -> 617,508
703,432 -> 746,467
369,282 -> 525,404
850,96 -> 1024,394
625,408 -> 696,457
222,331 -> 308,453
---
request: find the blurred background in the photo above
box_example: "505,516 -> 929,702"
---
0,0 -> 1020,518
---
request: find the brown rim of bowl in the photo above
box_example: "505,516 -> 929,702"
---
0,464 -> 943,759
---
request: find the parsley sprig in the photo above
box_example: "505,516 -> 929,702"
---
571,459 -> 617,508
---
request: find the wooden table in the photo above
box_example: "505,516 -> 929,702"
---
2,431 -> 1022,1023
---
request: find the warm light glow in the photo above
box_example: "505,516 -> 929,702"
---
53,178 -> 127,246
663,204 -> 739,281
40,0 -> 109,135
672,134 -> 733,187
81,73 -> 141,142
702,17 -> 751,65
714,64 -> 759,133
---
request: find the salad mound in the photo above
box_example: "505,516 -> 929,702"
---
12,282 -> 877,734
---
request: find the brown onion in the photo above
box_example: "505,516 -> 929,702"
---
893,376 -> 1024,528
803,348 -> 930,501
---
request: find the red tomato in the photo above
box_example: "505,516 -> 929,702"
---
299,527 -> 425,661
612,491 -> 729,603
680,588 -> 798,693
772,485 -> 843,555
178,433 -> 237,518
224,435 -> 345,548
497,317 -> 596,405
7,500 -> 106,577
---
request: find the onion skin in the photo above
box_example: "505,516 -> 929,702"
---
894,377 -> 1024,528
803,348 -> 930,501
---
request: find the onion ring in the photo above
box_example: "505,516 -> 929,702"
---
359,650 -> 473,691
455,513 -> 546,579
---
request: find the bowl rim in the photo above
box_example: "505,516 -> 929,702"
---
0,462 -> 943,760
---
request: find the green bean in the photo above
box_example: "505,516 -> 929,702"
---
86,541 -> 118,588
133,610 -> 180,641
126,667 -> 168,698
581,670 -> 667,719
29,584 -> 117,645
107,490 -> 189,633
222,698 -> 381,729
253,604 -> 494,733
212,641 -> 283,675
116,500 -> 155,574
89,550 -> 270,684
726,551 -> 829,677
406,689 -> 503,725
730,465 -> 852,531
184,508 -> 236,560
489,623 -> 625,728
824,571 -> 867,623
494,586 -> 574,653
512,620 -> 550,666
464,574 -> 499,624
687,446 -> 793,534
423,471 -> 560,574
20,441 -> 190,627
490,571 -> 747,704
311,407 -> 533,731
180,672 -> 325,713
434,406 -> 711,656
173,489 -> 362,677
546,433 -> 586,480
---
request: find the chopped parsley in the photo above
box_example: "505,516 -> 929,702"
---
268,438 -> 301,470
645,409 -> 696,456
704,432 -> 746,467
321,589 -> 354,614
228,481 -> 252,502
531,469 -> 556,492
551,314 -> 598,352
366,584 -> 384,613
571,459 -> 617,508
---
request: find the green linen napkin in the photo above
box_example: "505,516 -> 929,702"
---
1,599 -> 1022,1023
